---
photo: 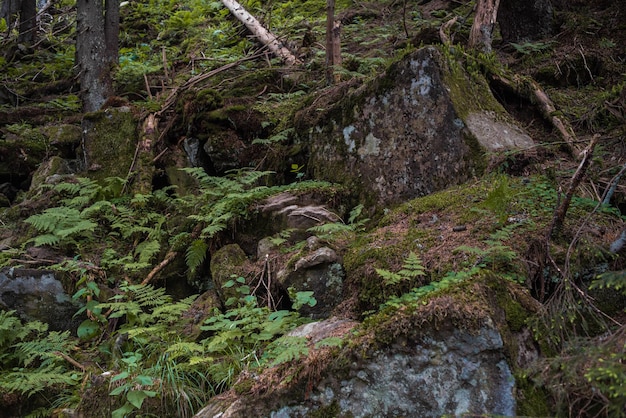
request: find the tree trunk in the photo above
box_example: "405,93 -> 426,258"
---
1,0 -> 21,33
325,0 -> 342,84
220,0 -> 301,65
76,0 -> 118,112
468,0 -> 500,52
17,0 -> 35,44
104,0 -> 119,61
498,0 -> 553,44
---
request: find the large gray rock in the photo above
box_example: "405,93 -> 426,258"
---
0,267 -> 82,332
301,46 -> 534,206
275,322 -> 515,417
194,318 -> 516,418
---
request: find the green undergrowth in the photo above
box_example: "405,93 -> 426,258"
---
0,277 -> 320,417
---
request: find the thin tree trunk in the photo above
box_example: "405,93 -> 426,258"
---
220,0 -> 300,65
325,0 -> 342,84
469,0 -> 500,52
129,114 -> 157,196
104,0 -> 119,64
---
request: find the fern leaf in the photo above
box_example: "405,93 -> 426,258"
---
135,239 -> 161,264
376,268 -> 404,286
55,219 -> 98,238
264,336 -> 309,367
398,252 -> 426,278
0,365 -> 78,396
32,234 -> 60,247
186,239 -> 208,272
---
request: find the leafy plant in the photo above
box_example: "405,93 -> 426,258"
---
0,311 -> 80,409
376,251 -> 426,287
455,224 -> 524,283
307,203 -> 370,239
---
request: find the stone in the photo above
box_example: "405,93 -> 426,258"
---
280,247 -> 344,319
193,319 -> 516,418
257,192 -> 341,232
301,46 -> 534,206
80,107 -> 137,182
0,267 -> 82,332
210,243 -> 249,301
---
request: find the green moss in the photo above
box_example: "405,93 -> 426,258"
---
81,108 -> 137,183
515,374 -> 552,417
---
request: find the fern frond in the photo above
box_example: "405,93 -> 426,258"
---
263,336 -> 309,367
32,234 -> 61,247
135,240 -> 161,264
13,330 -> 73,367
0,364 -> 78,396
165,342 -> 204,360
55,219 -> 98,238
397,252 -> 426,278
376,268 -> 404,286
53,181 -> 82,195
80,200 -> 113,218
234,169 -> 273,185
307,223 -> 352,235
185,239 -> 208,272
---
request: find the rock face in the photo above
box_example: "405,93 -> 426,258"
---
194,318 -> 517,418
0,267 -> 81,331
274,323 -> 515,417
302,46 -> 534,206
80,107 -> 137,181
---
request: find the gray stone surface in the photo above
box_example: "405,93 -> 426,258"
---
304,46 -> 534,206
0,267 -> 82,331
194,319 -> 516,418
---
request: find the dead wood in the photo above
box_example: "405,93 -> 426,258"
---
468,0 -> 500,52
547,134 -> 599,239
489,72 -> 579,154
221,0 -> 301,66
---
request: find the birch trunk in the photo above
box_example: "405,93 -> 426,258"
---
221,0 -> 301,66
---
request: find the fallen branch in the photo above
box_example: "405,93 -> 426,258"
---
547,134 -> 599,239
221,0 -> 301,66
141,250 -> 178,286
439,16 -> 459,44
54,351 -> 86,371
489,73 -> 579,154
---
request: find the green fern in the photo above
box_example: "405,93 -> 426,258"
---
376,252 -> 426,286
0,364 -> 79,396
25,207 -> 97,247
263,336 -> 309,367
185,239 -> 208,272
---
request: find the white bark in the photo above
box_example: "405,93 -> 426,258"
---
221,0 -> 301,66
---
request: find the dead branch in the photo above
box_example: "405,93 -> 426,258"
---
141,250 -> 178,286
547,134 -> 599,239
54,351 -> 86,371
489,73 -> 579,154
221,0 -> 301,66
439,16 -> 459,44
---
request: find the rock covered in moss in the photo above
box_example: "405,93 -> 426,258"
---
0,267 -> 82,332
301,46 -> 534,207
80,107 -> 137,182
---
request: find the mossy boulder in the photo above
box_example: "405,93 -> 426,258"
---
80,107 -> 137,182
194,276 -> 538,417
300,46 -> 534,208
210,243 -> 249,302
